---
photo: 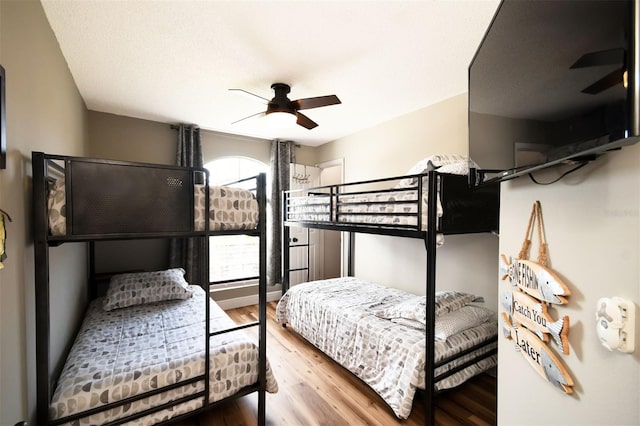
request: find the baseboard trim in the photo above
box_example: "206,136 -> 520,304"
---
214,290 -> 282,310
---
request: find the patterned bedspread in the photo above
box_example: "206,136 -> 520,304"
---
47,180 -> 259,236
194,184 -> 258,231
276,277 -> 496,419
50,286 -> 277,425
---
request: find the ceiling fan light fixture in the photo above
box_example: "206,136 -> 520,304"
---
265,110 -> 297,128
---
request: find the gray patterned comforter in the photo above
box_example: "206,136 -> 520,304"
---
286,188 -> 441,231
50,286 -> 277,425
276,277 -> 496,419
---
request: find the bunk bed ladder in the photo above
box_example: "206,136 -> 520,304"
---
206,172 -> 267,425
282,191 -> 291,294
284,227 -> 311,286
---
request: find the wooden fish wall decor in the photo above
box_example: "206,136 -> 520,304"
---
502,290 -> 570,355
500,254 -> 571,305
502,313 -> 574,394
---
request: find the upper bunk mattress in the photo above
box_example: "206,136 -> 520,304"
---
47,179 -> 259,236
275,277 -> 497,420
50,285 -> 277,425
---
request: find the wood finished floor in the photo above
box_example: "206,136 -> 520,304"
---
178,302 -> 496,426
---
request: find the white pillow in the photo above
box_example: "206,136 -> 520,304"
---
103,268 -> 193,311
436,158 -> 479,175
395,158 -> 438,188
395,155 -> 477,188
434,305 -> 495,341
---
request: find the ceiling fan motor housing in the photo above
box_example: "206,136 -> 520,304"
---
267,83 -> 295,114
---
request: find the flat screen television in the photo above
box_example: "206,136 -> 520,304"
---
469,0 -> 640,185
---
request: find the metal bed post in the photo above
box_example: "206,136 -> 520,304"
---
257,173 -> 267,426
32,152 -> 51,426
306,228 -> 310,282
347,232 -> 355,277
424,170 -> 438,426
203,169 -> 211,408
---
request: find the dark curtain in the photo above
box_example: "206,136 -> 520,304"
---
267,139 -> 295,286
169,124 -> 203,284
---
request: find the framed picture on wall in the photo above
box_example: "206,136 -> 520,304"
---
0,65 -> 5,169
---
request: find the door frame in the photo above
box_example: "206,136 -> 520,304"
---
317,158 -> 345,277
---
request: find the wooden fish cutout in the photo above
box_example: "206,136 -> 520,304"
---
500,254 -> 571,304
502,290 -> 570,355
502,313 -> 573,394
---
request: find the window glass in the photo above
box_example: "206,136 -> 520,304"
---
208,156 -> 267,188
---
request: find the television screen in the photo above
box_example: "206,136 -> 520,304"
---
469,0 -> 639,184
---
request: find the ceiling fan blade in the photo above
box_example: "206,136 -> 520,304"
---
296,112 -> 318,129
229,88 -> 269,104
231,110 -> 266,125
581,68 -> 624,94
571,48 -> 624,69
294,95 -> 341,110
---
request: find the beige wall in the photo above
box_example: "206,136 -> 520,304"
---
316,94 -> 470,181
0,1 -> 89,424
315,94 -> 499,311
88,111 -> 176,164
88,110 -> 283,167
498,144 -> 640,425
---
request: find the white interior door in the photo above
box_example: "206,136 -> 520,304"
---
318,162 -> 343,279
289,163 -> 320,286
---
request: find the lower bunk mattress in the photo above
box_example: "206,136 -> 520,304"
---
50,285 -> 278,425
275,277 -> 497,420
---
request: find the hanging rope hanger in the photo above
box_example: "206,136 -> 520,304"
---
518,200 -> 548,266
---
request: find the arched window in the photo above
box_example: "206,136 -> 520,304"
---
205,157 -> 268,286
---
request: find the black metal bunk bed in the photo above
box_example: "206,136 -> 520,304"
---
281,169 -> 499,425
32,152 -> 271,425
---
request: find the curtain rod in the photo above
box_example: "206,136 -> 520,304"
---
170,124 -> 199,130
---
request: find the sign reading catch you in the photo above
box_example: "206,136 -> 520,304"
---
502,290 -> 570,355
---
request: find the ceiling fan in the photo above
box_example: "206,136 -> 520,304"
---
230,83 -> 341,129
570,48 -> 627,95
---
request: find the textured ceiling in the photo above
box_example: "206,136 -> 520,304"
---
42,0 -> 500,146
